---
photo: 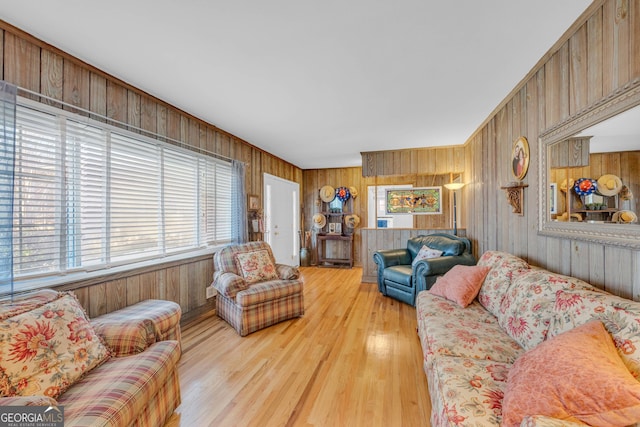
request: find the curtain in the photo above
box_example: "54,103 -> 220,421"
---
0,81 -> 16,297
231,159 -> 248,244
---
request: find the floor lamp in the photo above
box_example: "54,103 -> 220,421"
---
444,182 -> 465,235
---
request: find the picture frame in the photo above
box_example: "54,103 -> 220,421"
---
549,183 -> 557,215
328,223 -> 336,233
385,187 -> 442,214
248,194 -> 260,211
511,136 -> 530,181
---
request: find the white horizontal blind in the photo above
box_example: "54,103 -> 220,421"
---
14,107 -> 61,276
110,132 -> 161,261
164,148 -> 197,251
65,118 -> 107,269
12,100 -> 233,282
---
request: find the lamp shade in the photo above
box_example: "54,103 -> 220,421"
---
444,182 -> 465,190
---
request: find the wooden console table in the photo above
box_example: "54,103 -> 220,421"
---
316,233 -> 353,268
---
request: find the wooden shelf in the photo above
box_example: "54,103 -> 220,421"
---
500,183 -> 528,216
317,233 -> 353,268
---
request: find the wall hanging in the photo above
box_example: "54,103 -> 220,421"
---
385,187 -> 442,214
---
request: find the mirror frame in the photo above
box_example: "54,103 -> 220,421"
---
538,77 -> 640,249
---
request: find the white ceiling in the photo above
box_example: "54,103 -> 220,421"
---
0,1 -> 591,169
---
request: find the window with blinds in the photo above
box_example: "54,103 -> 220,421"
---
13,99 -> 232,282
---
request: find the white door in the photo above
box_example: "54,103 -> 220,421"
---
263,173 -> 300,265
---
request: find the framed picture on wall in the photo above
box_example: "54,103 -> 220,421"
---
385,187 -> 442,214
248,194 -> 259,211
511,136 -> 530,181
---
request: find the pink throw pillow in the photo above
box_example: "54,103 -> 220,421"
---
502,320 -> 640,427
429,265 -> 490,308
412,245 -> 443,267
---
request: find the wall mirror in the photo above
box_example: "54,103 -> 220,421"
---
539,78 -> 640,249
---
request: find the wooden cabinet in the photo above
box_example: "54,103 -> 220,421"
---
314,187 -> 355,268
317,233 -> 353,268
317,196 -> 353,235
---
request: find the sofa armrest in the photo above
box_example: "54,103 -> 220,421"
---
275,264 -> 300,280
520,415 -> 588,427
414,254 -> 477,292
213,271 -> 248,299
0,396 -> 58,406
373,248 -> 412,269
91,317 -> 155,357
373,249 -> 412,294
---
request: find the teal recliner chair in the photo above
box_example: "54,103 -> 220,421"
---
372,233 -> 476,306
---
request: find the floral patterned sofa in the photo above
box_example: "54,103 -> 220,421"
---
0,289 -> 182,426
416,250 -> 640,426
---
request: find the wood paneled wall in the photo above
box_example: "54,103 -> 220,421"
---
302,155 -> 464,267
361,146 -> 465,177
465,0 -> 640,301
0,20 -> 302,319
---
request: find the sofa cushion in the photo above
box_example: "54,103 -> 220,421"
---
407,235 -> 465,259
236,279 -> 304,307
58,340 -> 180,427
234,249 -> 279,284
427,354 -> 510,426
477,251 -> 530,318
550,288 -> 640,379
429,265 -> 490,308
502,320 -> 640,427
0,293 -> 110,398
497,269 -> 595,350
382,265 -> 413,286
411,245 -> 443,267
416,292 -> 524,364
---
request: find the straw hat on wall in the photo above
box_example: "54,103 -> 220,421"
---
312,213 -> 327,229
319,186 -> 335,203
612,210 -> 637,224
560,178 -> 574,192
596,174 -> 623,197
344,214 -> 360,228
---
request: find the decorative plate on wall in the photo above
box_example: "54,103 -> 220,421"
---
573,178 -> 597,196
335,186 -> 350,202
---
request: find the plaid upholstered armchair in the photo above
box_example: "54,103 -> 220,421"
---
211,241 -> 304,336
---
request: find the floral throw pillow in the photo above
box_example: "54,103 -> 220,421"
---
550,289 -> 640,379
411,245 -> 443,267
235,249 -> 279,284
0,293 -> 111,398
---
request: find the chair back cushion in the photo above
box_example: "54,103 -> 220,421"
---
407,234 -> 466,259
214,241 -> 277,277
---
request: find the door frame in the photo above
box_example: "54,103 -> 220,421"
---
263,173 -> 300,265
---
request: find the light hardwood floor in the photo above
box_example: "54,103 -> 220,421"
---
165,267 -> 431,427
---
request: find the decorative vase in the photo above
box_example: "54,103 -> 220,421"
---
300,247 -> 310,267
